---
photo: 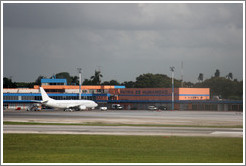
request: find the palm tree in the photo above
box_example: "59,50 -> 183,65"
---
226,73 -> 233,80
90,70 -> 103,85
198,73 -> 204,82
214,69 -> 220,77
71,76 -> 79,85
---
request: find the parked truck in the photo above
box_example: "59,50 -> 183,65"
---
112,104 -> 123,110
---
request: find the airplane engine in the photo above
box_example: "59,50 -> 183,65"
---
79,105 -> 86,110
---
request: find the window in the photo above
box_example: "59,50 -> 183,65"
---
3,96 -> 18,100
35,96 -> 42,100
46,89 -> 65,93
22,96 -> 35,100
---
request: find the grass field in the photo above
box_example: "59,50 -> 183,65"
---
3,134 -> 243,163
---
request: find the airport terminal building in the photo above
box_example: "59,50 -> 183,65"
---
3,78 -> 243,111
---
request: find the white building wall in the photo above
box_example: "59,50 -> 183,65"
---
65,89 -> 79,93
18,89 -> 39,93
3,89 -> 18,93
3,89 -> 39,93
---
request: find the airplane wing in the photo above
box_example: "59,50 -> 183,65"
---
30,100 -> 50,105
30,100 -> 43,103
66,104 -> 86,110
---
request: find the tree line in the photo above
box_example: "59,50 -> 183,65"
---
3,69 -> 243,100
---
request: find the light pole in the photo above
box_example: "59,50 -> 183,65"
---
77,68 -> 82,100
170,67 -> 175,110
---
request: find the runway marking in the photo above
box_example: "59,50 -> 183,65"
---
211,131 -> 243,137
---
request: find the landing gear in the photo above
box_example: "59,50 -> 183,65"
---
64,108 -> 73,112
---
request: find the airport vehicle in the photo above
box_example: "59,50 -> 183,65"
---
212,95 -> 222,101
158,106 -> 167,110
100,107 -> 108,111
26,104 -> 42,111
112,104 -> 123,110
148,106 -> 158,110
39,87 -> 98,111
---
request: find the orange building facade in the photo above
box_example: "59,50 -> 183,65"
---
113,88 -> 210,101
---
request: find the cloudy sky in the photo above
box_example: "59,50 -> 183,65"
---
3,2 -> 244,83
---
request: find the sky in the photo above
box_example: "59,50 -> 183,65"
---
2,2 -> 244,83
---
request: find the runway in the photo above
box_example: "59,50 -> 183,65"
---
3,110 -> 243,126
3,124 -> 243,137
3,110 -> 244,137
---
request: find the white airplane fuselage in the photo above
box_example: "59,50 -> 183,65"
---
45,99 -> 97,109
40,87 -> 98,110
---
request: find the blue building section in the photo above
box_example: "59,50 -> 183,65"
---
3,93 -> 243,111
119,94 -> 210,97
114,86 -> 125,89
3,93 -> 110,103
3,92 -> 242,104
108,100 -> 243,104
179,94 -> 210,96
41,78 -> 67,85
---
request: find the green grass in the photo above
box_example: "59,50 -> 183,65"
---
3,134 -> 243,163
3,121 -> 243,128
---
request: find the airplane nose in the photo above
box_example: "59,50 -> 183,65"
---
94,102 -> 98,107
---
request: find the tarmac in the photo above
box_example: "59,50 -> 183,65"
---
3,109 -> 244,137
3,125 -> 243,137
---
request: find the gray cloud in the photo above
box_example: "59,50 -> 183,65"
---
3,3 -> 243,83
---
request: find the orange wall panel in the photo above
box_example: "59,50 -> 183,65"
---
178,88 -> 210,100
179,88 -> 210,95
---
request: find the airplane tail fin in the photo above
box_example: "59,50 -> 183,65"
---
40,87 -> 52,101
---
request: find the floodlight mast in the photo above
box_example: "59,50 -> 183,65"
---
170,67 -> 175,110
77,68 -> 82,100
181,61 -> 183,87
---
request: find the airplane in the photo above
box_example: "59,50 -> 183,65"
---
39,87 -> 98,111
